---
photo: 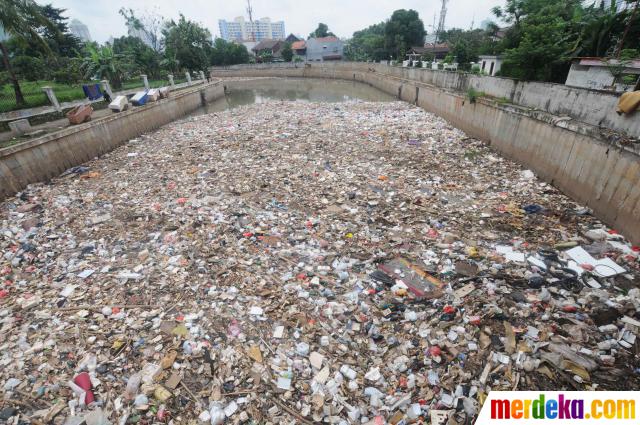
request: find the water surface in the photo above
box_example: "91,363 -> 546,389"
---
195,78 -> 395,115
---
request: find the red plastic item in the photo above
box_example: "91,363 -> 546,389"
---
468,315 -> 481,325
562,305 -> 578,313
0,290 -> 8,298
73,372 -> 95,404
429,346 -> 442,357
443,305 -> 456,314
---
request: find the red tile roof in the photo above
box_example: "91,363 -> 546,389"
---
291,40 -> 306,50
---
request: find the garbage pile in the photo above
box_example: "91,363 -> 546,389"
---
1,100 -> 639,424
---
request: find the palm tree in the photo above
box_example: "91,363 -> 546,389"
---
0,0 -> 53,106
81,43 -> 126,89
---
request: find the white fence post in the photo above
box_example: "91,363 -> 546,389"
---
199,70 -> 205,81
41,86 -> 61,112
101,80 -> 113,99
141,74 -> 149,90
185,71 -> 192,84
168,74 -> 175,89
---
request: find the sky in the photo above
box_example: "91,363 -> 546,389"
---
49,0 -> 505,44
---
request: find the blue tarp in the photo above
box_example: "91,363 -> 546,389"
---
82,84 -> 103,101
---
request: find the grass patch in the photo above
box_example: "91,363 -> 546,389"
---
466,87 -> 486,104
0,80 -> 93,113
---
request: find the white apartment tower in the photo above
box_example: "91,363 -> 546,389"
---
218,17 -> 285,42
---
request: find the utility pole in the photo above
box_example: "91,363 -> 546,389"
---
246,0 -> 255,42
436,0 -> 448,43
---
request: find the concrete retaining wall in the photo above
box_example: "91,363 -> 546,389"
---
214,62 -> 640,140
0,81 -> 224,200
211,63 -> 640,243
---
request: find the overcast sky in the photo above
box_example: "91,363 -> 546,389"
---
48,0 -> 505,43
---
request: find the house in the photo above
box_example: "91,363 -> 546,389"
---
305,37 -> 344,62
285,33 -> 300,43
291,40 -> 307,58
565,57 -> 640,91
252,39 -> 284,59
479,55 -> 503,76
408,43 -> 450,60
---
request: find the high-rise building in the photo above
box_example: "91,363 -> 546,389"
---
218,17 -> 285,42
69,19 -> 91,42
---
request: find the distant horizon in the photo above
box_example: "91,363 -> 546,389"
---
49,0 -> 503,44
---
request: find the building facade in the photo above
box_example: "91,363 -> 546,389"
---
305,37 -> 344,62
218,17 -> 285,42
479,55 -> 503,76
69,19 -> 91,42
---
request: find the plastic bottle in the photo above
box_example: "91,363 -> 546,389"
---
124,373 -> 141,400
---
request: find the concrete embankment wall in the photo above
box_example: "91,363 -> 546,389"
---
0,81 -> 224,200
211,63 -> 640,243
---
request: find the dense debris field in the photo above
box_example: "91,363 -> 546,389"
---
1,101 -> 639,424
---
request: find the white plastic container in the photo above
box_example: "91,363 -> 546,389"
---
147,89 -> 160,102
108,95 -> 128,112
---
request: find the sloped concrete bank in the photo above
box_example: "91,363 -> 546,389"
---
0,81 -> 224,200
211,64 -> 640,243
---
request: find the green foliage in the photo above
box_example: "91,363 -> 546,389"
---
281,42 -> 293,62
0,0 -> 58,106
309,23 -> 335,39
493,0 -> 640,83
258,51 -> 274,63
81,43 -> 127,89
467,87 -> 485,103
384,10 -> 425,59
439,27 -> 499,68
293,56 -> 304,63
344,22 -> 387,61
10,55 -> 46,81
112,35 -> 161,77
162,14 -> 212,72
210,39 -> 250,66
52,57 -> 83,84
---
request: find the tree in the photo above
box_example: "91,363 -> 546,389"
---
281,42 -> 293,62
492,0 -> 587,82
384,9 -> 425,59
162,14 -> 212,72
210,39 -> 250,66
81,43 -> 126,89
436,27 -> 501,69
345,22 -> 387,61
309,23 -> 335,38
112,35 -> 161,78
119,7 -> 164,52
0,0 -> 55,106
5,3 -> 83,83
